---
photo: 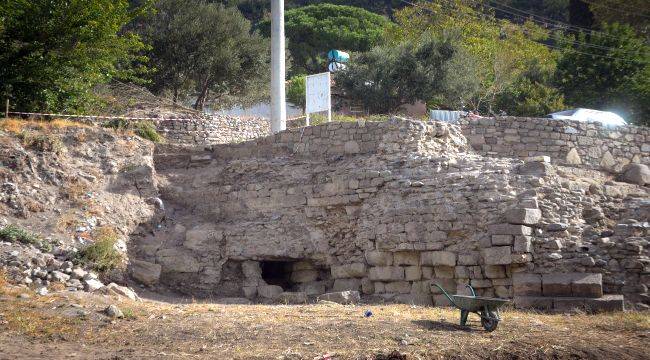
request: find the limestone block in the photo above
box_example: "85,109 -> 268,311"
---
469,279 -> 492,288
553,297 -> 586,312
458,252 -> 479,266
242,261 -> 262,279
385,281 -> 411,294
404,266 -> 422,281
393,251 -> 420,266
542,273 -> 573,296
481,246 -> 512,265
291,270 -> 319,283
421,267 -> 434,279
619,163 -> 649,186
344,141 -> 360,154
488,224 -> 532,236
491,235 -> 514,246
368,266 -> 404,281
511,253 -> 533,264
421,251 -> 456,266
130,260 -> 161,286
183,226 -> 220,251
331,263 -> 366,279
411,280 -> 431,294
430,278 -> 456,295
494,285 -> 511,298
483,265 -> 506,279
317,291 -> 360,304
361,278 -> 374,295
432,294 -> 454,307
292,261 -> 316,271
243,286 -> 257,299
513,273 -> 542,296
565,148 -> 582,165
454,266 -> 469,279
258,285 -> 284,299
278,292 -> 308,304
504,208 -> 542,225
572,273 -> 603,298
585,295 -> 624,313
518,161 -> 554,177
333,278 -> 362,292
513,236 -> 532,253
434,266 -> 455,279
513,296 -> 553,310
156,248 -> 201,273
297,281 -> 326,295
365,251 -> 393,266
600,151 -> 616,170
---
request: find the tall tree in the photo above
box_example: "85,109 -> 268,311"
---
0,0 -> 148,113
143,0 -> 269,110
260,4 -> 391,75
555,23 -> 650,125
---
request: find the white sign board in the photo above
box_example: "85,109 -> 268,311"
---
305,72 -> 331,125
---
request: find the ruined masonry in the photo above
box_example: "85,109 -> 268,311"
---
131,117 -> 649,311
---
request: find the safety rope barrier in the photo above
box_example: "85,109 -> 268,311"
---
4,111 -> 308,123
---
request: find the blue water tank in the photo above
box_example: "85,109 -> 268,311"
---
327,50 -> 350,63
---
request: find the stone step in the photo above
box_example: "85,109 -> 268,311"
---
514,295 -> 624,313
513,272 -> 603,298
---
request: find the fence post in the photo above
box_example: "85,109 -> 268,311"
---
4,99 -> 8,119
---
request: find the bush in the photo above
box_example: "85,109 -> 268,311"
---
0,225 -> 51,251
134,121 -> 162,143
75,227 -> 123,273
17,131 -> 64,154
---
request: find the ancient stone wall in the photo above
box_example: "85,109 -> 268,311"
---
156,115 -> 269,145
136,118 -> 648,310
459,117 -> 650,171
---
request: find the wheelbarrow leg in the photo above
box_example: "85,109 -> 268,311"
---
459,309 -> 469,326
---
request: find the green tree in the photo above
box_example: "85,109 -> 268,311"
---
143,0 -> 269,110
261,4 -> 391,75
0,0 -> 148,113
495,61 -> 565,116
336,33 -> 469,113
555,23 -> 650,125
286,75 -> 306,112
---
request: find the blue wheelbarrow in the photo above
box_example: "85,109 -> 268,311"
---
432,283 -> 510,332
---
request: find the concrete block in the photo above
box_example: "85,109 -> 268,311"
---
333,278 -> 361,292
394,251 -> 420,266
504,208 -> 542,225
331,263 -> 366,279
514,296 -> 553,310
481,246 -> 512,265
542,273 -> 573,296
513,273 -> 542,296
404,266 -> 422,281
368,266 -> 404,281
365,251 -> 393,266
421,251 -> 456,266
572,273 -> 603,298
491,235 -> 514,246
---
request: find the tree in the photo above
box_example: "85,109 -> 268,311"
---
336,33 -> 469,113
261,4 -> 391,75
142,0 -> 269,110
0,0 -> 148,113
555,23 -> 650,125
587,0 -> 649,40
286,75 -> 306,112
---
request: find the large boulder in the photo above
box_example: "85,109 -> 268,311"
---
130,260 -> 161,285
619,163 -> 650,186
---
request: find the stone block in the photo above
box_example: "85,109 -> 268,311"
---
504,208 -> 542,225
404,266 -> 422,281
432,294 -> 454,307
483,265 -> 506,279
333,278 -> 361,292
242,261 -> 262,279
513,273 -> 542,296
553,297 -> 586,312
454,266 -> 469,279
331,263 -> 366,279
385,281 -> 411,294
491,235 -> 514,246
433,266 -> 455,279
317,291 -> 360,304
430,279 -> 456,295
513,236 -> 532,253
513,296 -> 553,310
395,294 -> 433,306
421,251 -> 456,266
278,292 -> 308,304
156,248 -> 200,273
394,251 -> 420,266
518,161 -> 554,177
481,246 -> 512,265
469,279 -> 492,288
130,260 -> 161,286
365,251 -> 393,266
511,253 -> 533,264
292,261 -> 316,271
421,267 -> 434,279
243,286 -> 257,299
488,224 -> 532,236
290,269 -> 319,283
458,252 -> 479,266
258,285 -> 284,299
361,278 -> 374,295
572,273 -> 603,298
584,295 -> 624,313
368,266 -> 404,281
542,273 -> 573,296
298,281 -> 326,295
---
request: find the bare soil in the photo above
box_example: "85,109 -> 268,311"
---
0,285 -> 649,360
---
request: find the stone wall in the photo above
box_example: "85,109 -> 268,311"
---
135,117 -> 648,310
459,117 -> 650,171
156,115 -> 270,145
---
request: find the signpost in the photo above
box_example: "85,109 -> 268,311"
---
305,72 -> 331,126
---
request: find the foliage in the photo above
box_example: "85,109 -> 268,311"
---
555,23 -> 650,125
0,0 -> 149,113
336,32 -> 469,114
76,227 -> 123,273
587,0 -> 648,39
17,132 -> 64,154
142,0 -> 270,110
286,75 -> 306,111
134,121 -> 163,143
0,225 -> 50,251
260,4 -> 391,75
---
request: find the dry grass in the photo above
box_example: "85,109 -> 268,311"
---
0,118 -> 89,134
55,211 -> 82,232
61,178 -> 91,205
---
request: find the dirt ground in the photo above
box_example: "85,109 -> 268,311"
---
0,285 -> 649,360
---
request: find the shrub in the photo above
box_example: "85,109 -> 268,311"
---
0,225 -> 51,251
17,131 -> 64,154
75,227 -> 123,272
134,121 -> 162,143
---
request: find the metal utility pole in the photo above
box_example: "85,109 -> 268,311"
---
270,0 -> 286,134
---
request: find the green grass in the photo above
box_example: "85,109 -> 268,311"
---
75,227 -> 123,273
102,119 -> 163,143
308,113 -> 390,126
0,225 -> 51,251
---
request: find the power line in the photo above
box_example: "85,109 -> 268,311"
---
395,0 -> 648,63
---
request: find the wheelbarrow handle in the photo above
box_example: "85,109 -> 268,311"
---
432,283 -> 460,308
465,284 -> 477,297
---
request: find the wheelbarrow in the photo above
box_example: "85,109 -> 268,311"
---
432,283 -> 510,332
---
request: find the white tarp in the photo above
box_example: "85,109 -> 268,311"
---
305,72 -> 331,114
548,108 -> 627,127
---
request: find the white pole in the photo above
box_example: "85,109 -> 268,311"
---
270,0 -> 286,134
327,72 -> 332,123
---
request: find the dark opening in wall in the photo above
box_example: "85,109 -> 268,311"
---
260,260 -> 295,290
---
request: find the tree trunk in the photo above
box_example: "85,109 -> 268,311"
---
193,81 -> 210,111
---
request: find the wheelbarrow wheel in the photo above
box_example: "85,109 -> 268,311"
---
480,310 -> 499,332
